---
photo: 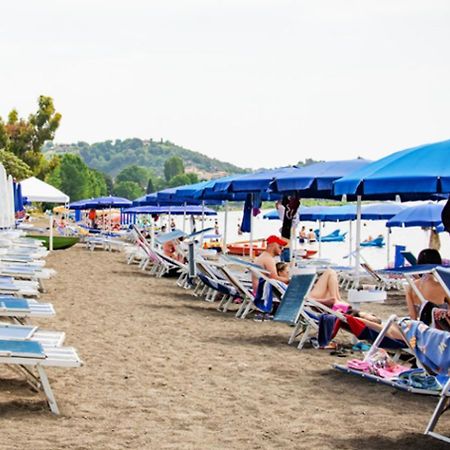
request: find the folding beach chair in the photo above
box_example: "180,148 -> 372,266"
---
360,262 -> 403,291
0,339 -> 82,414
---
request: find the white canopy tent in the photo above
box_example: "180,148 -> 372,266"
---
21,177 -> 69,203
21,177 -> 70,251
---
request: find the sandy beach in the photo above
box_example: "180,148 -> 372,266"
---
0,245 -> 448,450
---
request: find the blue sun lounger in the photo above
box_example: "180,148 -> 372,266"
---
273,273 -> 318,348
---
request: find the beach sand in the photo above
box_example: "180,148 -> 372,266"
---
0,245 -> 448,449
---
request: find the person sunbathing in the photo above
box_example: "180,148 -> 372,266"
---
162,239 -> 185,262
405,248 -> 448,323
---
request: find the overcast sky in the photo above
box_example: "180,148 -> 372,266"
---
2,0 -> 450,169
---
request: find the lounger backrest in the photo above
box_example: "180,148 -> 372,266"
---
361,263 -> 383,283
434,267 -> 450,299
400,251 -> 417,266
273,274 -> 316,324
218,266 -> 253,299
0,339 -> 45,358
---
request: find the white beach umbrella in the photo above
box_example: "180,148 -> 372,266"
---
7,175 -> 15,228
0,165 -> 8,228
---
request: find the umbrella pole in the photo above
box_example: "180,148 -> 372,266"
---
183,202 -> 186,233
348,220 -> 353,266
355,196 -> 362,285
201,201 -> 205,230
318,219 -> 322,258
150,214 -> 155,249
249,194 -> 254,259
49,213 -> 54,251
386,227 -> 391,268
223,200 -> 229,253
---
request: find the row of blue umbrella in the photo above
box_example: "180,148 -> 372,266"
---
133,137 -> 450,207
68,137 -> 450,211
263,202 -> 444,228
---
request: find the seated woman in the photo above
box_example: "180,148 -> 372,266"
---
308,268 -> 379,322
405,248 -> 448,323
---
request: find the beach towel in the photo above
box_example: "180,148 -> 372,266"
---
318,314 -> 340,347
240,194 -> 253,233
281,195 -> 300,240
253,278 -> 273,313
400,319 -> 450,376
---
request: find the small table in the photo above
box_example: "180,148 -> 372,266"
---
347,289 -> 386,311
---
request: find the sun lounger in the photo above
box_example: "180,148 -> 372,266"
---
0,339 -> 82,414
0,297 -> 55,323
335,315 -> 450,443
0,322 -> 65,347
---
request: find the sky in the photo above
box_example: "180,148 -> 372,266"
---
2,0 -> 450,169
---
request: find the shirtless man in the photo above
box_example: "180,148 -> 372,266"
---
252,235 -> 289,291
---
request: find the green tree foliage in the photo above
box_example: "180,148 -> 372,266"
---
44,139 -> 248,178
0,150 -> 32,180
164,156 -> 184,182
296,158 -> 324,167
116,165 -> 150,190
167,172 -> 200,188
88,169 -> 108,197
103,173 -> 114,195
2,96 -> 61,178
46,154 -> 107,201
146,177 -> 155,194
113,181 -> 144,200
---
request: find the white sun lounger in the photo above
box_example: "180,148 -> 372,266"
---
0,339 -> 82,414
0,297 -> 55,323
0,322 -> 65,347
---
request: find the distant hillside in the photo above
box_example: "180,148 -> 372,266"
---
44,138 -> 248,179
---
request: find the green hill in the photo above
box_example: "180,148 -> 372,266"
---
44,138 -> 248,179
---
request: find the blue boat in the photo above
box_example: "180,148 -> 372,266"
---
360,236 -> 385,247
314,229 -> 347,242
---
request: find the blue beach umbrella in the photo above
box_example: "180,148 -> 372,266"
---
270,159 -> 371,196
68,199 -> 91,210
215,167 -> 295,193
124,205 -> 217,216
334,139 -> 450,200
386,203 -> 444,228
84,196 -> 132,209
360,203 -> 406,220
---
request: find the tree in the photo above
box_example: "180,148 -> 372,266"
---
164,156 -> 184,182
0,150 -> 32,180
168,172 -> 200,188
146,177 -> 155,194
103,173 -> 114,195
46,154 -> 90,201
113,181 -> 143,200
116,165 -> 149,189
88,169 -> 107,197
2,96 -> 61,177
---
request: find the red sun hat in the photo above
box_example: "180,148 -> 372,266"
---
266,235 -> 288,246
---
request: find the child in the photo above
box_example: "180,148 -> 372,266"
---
276,262 -> 290,280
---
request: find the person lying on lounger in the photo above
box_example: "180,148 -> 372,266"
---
162,239 -> 185,262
